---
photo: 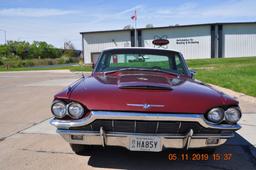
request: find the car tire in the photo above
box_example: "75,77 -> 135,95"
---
70,144 -> 92,155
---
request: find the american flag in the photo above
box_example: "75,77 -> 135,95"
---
131,10 -> 137,20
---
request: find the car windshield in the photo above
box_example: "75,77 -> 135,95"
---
95,49 -> 187,75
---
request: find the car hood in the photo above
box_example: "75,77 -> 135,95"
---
55,73 -> 238,114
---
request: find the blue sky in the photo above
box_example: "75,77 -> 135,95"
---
0,0 -> 256,49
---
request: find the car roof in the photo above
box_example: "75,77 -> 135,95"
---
102,47 -> 180,54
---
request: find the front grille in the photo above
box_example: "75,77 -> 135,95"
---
70,120 -> 225,134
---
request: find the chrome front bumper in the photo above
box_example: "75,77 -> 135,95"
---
57,129 -> 233,151
50,111 -> 241,151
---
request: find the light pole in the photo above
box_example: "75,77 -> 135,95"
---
0,29 -> 7,44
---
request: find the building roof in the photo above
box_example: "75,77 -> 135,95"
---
80,21 -> 256,34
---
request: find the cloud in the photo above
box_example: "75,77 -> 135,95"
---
153,0 -> 256,19
156,2 -> 197,16
88,5 -> 143,24
202,0 -> 256,18
0,8 -> 79,17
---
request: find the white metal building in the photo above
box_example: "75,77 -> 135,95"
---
81,22 -> 256,64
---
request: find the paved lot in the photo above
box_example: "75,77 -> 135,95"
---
0,71 -> 81,139
0,71 -> 255,170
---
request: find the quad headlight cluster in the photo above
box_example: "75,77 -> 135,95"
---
51,100 -> 85,119
206,107 -> 241,124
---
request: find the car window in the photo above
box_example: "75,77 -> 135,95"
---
109,54 -> 170,70
96,50 -> 186,75
175,56 -> 185,74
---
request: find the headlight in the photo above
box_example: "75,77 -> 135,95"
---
51,101 -> 66,118
207,108 -> 224,123
68,102 -> 84,119
225,107 -> 241,124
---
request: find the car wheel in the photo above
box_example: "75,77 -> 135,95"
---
70,144 -> 93,155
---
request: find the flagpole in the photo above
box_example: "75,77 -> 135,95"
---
134,10 -> 137,47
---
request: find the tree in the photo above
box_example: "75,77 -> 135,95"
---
6,41 -> 30,59
1,40 -> 62,60
28,41 -> 40,59
0,44 -> 7,58
29,41 -> 61,59
16,41 -> 29,59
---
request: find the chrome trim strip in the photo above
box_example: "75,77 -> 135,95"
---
50,111 -> 241,130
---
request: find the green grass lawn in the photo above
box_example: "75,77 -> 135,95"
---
1,56 -> 256,97
187,57 -> 256,97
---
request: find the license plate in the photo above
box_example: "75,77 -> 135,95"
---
129,136 -> 161,152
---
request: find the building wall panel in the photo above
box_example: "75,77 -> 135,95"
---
223,24 -> 256,58
82,23 -> 256,64
83,31 -> 131,64
141,26 -> 211,59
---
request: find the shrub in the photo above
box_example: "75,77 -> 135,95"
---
21,60 -> 35,67
0,57 -> 79,69
59,55 -> 71,64
1,56 -> 23,68
70,57 -> 80,63
79,59 -> 84,65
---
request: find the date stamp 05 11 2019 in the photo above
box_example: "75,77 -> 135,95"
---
168,153 -> 232,161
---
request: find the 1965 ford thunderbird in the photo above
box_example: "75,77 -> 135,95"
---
50,48 -> 241,154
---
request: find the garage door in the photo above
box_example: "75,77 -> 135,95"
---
91,52 -> 101,64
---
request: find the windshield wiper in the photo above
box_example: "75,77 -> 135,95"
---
102,68 -> 179,77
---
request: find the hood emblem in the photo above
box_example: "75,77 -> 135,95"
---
127,103 -> 164,109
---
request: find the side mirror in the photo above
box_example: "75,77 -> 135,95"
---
189,69 -> 196,78
92,63 -> 95,69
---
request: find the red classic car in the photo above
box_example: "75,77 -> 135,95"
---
50,48 -> 241,154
